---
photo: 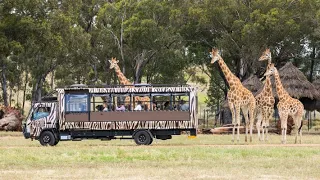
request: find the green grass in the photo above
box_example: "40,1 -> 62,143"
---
0,132 -> 320,179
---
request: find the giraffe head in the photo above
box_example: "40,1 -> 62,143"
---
108,57 -> 119,69
259,48 -> 271,62
264,63 -> 276,76
210,48 -> 221,64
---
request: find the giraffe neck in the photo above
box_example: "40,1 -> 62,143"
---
274,69 -> 289,101
261,76 -> 273,95
114,65 -> 131,85
217,59 -> 240,88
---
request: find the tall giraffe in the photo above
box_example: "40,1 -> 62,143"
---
109,57 -> 150,110
264,63 -> 304,144
255,49 -> 275,141
210,49 -> 256,142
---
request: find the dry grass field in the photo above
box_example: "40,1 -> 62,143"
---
0,131 -> 320,180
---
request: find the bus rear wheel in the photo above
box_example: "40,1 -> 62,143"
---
133,130 -> 152,145
39,131 -> 56,146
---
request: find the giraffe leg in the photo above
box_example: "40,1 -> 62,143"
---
261,111 -> 266,142
266,126 -> 269,142
232,124 -> 235,143
249,102 -> 255,143
242,107 -> 249,143
256,110 -> 262,141
296,115 -> 303,144
293,116 -> 299,144
250,123 -> 253,142
245,123 -> 248,142
283,117 -> 288,144
235,105 -> 241,143
299,123 -> 302,144
279,111 -> 288,144
229,103 -> 236,143
265,109 -> 273,142
237,123 -> 240,143
262,124 -> 265,142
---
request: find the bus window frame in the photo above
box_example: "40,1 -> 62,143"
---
65,90 -> 90,114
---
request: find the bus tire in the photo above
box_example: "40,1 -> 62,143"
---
133,130 -> 152,145
39,131 -> 56,146
54,139 -> 59,145
148,137 -> 153,145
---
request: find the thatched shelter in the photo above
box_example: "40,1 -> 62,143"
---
312,78 -> 320,89
275,62 -> 320,101
242,75 -> 263,96
312,78 -> 320,112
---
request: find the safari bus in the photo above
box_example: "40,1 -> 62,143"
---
22,84 -> 198,146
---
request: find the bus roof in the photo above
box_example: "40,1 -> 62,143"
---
56,84 -> 197,94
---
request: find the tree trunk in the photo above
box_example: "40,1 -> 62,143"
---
134,51 -> 156,84
16,88 -> 19,107
32,70 -> 51,102
77,75 -> 81,84
32,77 -> 43,102
134,63 -> 142,84
309,46 -> 316,82
1,62 -> 8,107
104,59 -> 112,85
22,71 -> 28,115
9,86 -> 13,107
50,71 -> 55,90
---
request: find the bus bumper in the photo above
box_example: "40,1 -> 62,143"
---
22,124 -> 30,139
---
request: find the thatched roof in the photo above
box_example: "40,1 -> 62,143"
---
312,78 -> 320,111
312,78 -> 320,89
274,62 -> 320,100
242,75 -> 263,96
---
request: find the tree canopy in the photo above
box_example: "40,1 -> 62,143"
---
0,0 -> 320,111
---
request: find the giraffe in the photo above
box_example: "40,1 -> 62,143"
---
264,63 -> 304,144
109,57 -> 150,110
210,48 -> 256,142
255,48 -> 275,141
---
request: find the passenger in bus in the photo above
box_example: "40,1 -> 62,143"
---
152,102 -> 158,110
116,102 -> 126,111
180,100 -> 189,111
102,102 -> 108,112
134,101 -> 142,111
95,105 -> 103,112
163,101 -> 170,110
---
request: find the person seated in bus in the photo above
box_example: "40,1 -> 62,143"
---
134,101 -> 142,111
163,101 -> 170,110
95,105 -> 103,112
102,102 -> 108,112
180,100 -> 189,111
116,102 -> 125,111
152,102 -> 158,110
33,107 -> 50,120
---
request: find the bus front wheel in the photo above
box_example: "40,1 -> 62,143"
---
133,130 -> 152,145
39,131 -> 56,146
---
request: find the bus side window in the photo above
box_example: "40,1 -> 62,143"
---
66,94 -> 88,112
